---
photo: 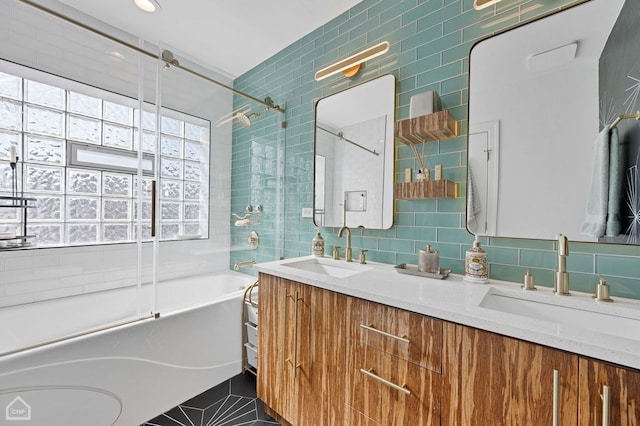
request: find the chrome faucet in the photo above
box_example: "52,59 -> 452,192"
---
338,226 -> 352,262
555,234 -> 570,296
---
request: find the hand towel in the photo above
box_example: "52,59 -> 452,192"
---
466,168 -> 482,233
606,127 -> 622,236
581,126 -> 611,237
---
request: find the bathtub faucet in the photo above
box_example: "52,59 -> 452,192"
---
234,260 -> 256,271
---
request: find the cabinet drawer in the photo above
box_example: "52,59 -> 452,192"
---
344,406 -> 383,425
345,339 -> 441,426
346,297 -> 442,372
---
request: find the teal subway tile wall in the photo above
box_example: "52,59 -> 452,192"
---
231,0 -> 640,299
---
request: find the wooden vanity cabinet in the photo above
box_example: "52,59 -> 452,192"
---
442,322 -> 579,425
578,358 -> 640,425
257,273 -> 347,426
258,273 -> 639,425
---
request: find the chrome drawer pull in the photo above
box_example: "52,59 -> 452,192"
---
601,385 -> 611,426
552,369 -> 560,426
360,368 -> 411,395
360,324 -> 410,344
293,290 -> 301,377
282,290 -> 289,371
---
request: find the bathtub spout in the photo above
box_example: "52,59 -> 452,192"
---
234,260 -> 256,271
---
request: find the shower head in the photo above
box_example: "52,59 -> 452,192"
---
161,49 -> 180,69
235,111 -> 260,128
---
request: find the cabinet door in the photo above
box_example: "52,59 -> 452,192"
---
443,322 -> 579,425
258,274 -> 346,426
257,274 -> 296,421
313,286 -> 348,425
578,358 -> 640,425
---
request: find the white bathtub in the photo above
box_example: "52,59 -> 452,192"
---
0,272 -> 255,426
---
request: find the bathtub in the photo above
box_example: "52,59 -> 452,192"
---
0,272 -> 255,426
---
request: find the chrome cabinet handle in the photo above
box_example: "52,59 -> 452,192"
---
360,368 -> 411,395
553,369 -> 560,426
293,290 -> 300,377
601,385 -> 611,426
360,323 -> 410,344
282,289 -> 289,371
282,289 -> 303,376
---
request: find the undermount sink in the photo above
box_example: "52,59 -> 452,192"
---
281,257 -> 371,278
480,288 -> 640,342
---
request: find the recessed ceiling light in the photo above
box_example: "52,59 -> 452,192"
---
134,0 -> 161,13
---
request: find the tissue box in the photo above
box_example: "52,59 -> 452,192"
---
409,91 -> 436,118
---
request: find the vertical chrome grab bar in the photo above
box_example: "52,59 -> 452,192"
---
601,385 -> 611,426
282,289 -> 288,372
553,369 -> 560,426
151,180 -> 156,237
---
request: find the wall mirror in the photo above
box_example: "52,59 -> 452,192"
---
467,0 -> 640,244
313,74 -> 395,229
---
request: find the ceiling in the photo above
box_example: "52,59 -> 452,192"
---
56,0 -> 363,78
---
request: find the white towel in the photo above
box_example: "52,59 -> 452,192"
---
466,168 -> 482,233
581,126 -> 611,238
606,127 -> 622,236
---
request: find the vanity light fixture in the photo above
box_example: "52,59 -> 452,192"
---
314,41 -> 390,81
474,0 -> 503,10
134,0 -> 161,13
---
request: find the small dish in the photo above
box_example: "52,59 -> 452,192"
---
394,263 -> 451,280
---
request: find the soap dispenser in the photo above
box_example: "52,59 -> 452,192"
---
312,231 -> 325,257
418,244 -> 439,274
522,269 -> 536,291
464,236 -> 489,283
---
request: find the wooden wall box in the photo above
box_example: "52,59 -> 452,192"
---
395,110 -> 458,145
394,180 -> 458,199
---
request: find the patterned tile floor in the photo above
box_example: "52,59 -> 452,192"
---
142,373 -> 279,426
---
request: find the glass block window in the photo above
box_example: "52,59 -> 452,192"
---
0,66 -> 210,247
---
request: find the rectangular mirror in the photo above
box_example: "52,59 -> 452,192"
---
314,74 -> 395,229
467,0 -> 639,244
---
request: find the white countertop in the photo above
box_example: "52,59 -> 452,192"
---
255,256 -> 640,370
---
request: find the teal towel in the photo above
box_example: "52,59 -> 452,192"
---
606,127 -> 622,236
581,126 -> 610,238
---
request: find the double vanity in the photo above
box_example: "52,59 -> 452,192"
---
273,0 -> 640,424
255,257 -> 640,425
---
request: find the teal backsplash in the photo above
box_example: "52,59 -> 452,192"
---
231,0 -> 640,299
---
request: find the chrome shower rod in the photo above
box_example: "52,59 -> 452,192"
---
317,126 -> 379,156
16,0 -> 285,114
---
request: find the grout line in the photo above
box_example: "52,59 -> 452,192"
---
178,405 -> 198,426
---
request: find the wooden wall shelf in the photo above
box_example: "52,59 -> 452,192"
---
395,110 -> 458,145
394,180 -> 458,199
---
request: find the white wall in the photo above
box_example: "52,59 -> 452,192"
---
0,0 -> 234,308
